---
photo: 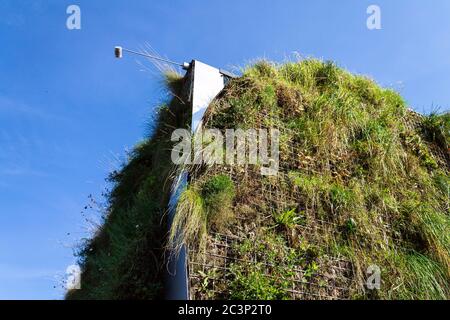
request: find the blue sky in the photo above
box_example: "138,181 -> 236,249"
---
0,0 -> 449,300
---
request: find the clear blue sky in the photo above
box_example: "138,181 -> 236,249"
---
0,0 -> 449,300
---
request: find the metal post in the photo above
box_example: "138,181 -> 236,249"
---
165,60 -> 229,300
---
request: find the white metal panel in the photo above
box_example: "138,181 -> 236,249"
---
191,60 -> 226,132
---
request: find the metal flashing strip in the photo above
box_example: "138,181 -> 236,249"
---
166,60 -> 227,300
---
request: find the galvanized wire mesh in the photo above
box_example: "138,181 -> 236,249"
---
188,232 -> 353,300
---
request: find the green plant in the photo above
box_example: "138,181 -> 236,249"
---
303,261 -> 319,279
197,269 -> 220,299
229,263 -> 290,300
169,187 -> 207,252
343,218 -> 357,235
329,184 -> 355,211
273,208 -> 304,229
201,174 -> 236,231
168,174 -> 236,252
421,112 -> 450,150
401,252 -> 450,300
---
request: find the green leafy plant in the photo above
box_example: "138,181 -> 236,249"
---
274,208 -> 304,229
